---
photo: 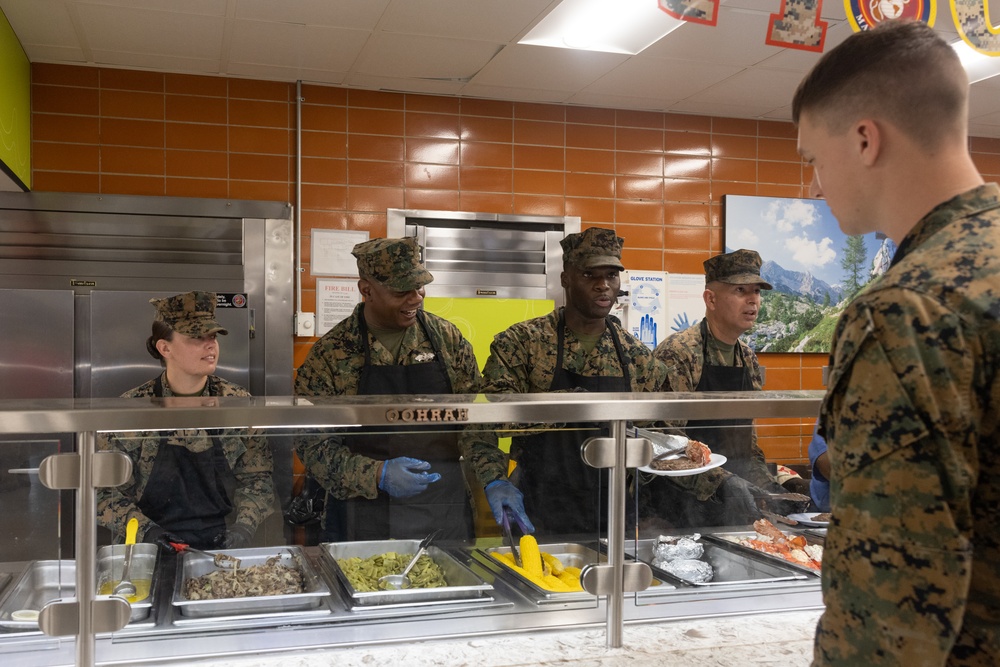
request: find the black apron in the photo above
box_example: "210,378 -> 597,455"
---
137,375 -> 235,549
640,319 -> 758,528
510,312 -> 631,537
321,307 -> 474,543
686,318 -> 756,480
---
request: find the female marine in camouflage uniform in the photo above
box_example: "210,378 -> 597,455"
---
96,291 -> 275,550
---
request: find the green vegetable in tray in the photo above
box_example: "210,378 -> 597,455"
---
337,551 -> 448,591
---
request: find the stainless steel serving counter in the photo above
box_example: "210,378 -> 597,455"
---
0,391 -> 825,667
0,538 -> 822,667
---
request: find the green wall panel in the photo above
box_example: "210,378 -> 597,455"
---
0,9 -> 30,190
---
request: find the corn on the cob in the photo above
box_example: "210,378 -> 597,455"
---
519,534 -> 544,579
492,544 -> 586,593
541,552 -> 564,575
542,574 -> 573,591
556,570 -> 584,591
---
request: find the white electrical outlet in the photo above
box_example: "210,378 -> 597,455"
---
295,312 -> 316,336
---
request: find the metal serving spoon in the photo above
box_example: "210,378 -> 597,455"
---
379,530 -> 441,590
113,518 -> 139,598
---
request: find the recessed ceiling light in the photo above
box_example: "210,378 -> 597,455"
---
519,0 -> 685,55
951,38 -> 1000,83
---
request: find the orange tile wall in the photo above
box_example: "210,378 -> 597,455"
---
29,63 -> 1000,465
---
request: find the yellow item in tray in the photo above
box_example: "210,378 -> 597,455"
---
541,552 -> 564,575
98,578 -> 151,604
519,534 -> 544,579
491,546 -> 585,593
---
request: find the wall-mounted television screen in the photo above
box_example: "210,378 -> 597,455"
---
722,194 -> 896,354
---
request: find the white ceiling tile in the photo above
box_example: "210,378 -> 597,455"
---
671,98 -> 783,118
21,45 -> 88,63
235,0 -> 390,29
379,0 -> 552,41
227,62 -> 348,85
762,105 -> 793,121
565,91 -> 673,111
683,67 -> 806,108
75,4 -> 226,60
471,44 -> 626,92
642,9 -> 780,66
460,83 -> 573,105
229,20 -> 371,72
584,57 -> 744,102
969,85 -> 1000,119
0,0 -> 78,45
354,33 -> 502,80
79,1 -> 228,14
343,73 -> 465,96
87,51 -> 220,74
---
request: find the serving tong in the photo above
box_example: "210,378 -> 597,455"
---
170,541 -> 242,569
629,426 -> 690,461
500,508 -> 522,568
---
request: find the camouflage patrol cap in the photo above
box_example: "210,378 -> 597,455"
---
352,236 -> 434,291
704,249 -> 773,289
150,291 -> 229,336
560,227 -> 625,270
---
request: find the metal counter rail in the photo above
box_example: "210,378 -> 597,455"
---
0,390 -> 824,434
0,391 -> 825,667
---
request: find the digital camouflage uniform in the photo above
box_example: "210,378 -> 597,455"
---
481,307 -> 666,396
294,237 -> 506,508
479,227 -> 667,398
653,322 -> 773,495
815,184 -> 1000,666
96,373 -> 276,542
469,228 -> 670,533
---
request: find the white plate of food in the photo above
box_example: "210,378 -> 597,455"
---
787,512 -> 831,527
639,453 -> 727,477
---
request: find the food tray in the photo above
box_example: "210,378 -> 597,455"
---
482,541 -> 604,602
704,531 -> 823,577
172,546 -> 331,618
0,560 -> 76,630
321,540 -> 494,607
627,538 -> 806,587
96,543 -> 159,622
0,549 -> 161,632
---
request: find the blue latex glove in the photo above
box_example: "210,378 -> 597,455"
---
484,479 -> 535,534
378,456 -> 441,498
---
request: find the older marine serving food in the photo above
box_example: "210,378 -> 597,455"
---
337,551 -> 448,592
183,555 -> 305,600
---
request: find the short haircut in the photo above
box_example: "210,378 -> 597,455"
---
791,20 -> 968,150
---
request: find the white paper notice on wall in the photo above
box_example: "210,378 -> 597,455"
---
627,271 -> 667,350
316,278 -> 360,335
311,229 -> 369,276
666,273 -> 705,336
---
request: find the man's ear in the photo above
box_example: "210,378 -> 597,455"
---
855,118 -> 881,167
560,270 -> 568,289
358,278 -> 372,300
703,288 -> 715,311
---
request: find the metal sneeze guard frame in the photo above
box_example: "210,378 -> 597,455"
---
0,390 -> 824,666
